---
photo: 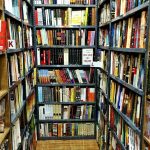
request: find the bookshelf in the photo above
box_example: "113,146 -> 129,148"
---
33,0 -> 98,140
96,0 -> 150,149
0,0 -> 37,149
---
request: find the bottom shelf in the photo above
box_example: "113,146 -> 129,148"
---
0,127 -> 10,144
39,135 -> 96,140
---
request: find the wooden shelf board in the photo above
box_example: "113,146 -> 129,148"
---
0,127 -> 10,145
144,136 -> 150,145
0,89 -> 8,100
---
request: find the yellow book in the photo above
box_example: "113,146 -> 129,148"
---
126,17 -> 133,48
84,8 -> 88,26
139,11 -> 147,48
70,87 -> 75,102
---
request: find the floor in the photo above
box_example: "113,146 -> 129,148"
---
36,140 -> 99,150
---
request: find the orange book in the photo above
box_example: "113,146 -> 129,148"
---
87,88 -> 95,102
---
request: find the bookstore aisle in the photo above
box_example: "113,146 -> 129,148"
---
0,0 -> 150,150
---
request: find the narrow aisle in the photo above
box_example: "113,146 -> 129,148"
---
36,140 -> 99,150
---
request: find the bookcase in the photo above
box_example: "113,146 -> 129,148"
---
96,0 -> 150,149
0,0 -> 37,149
33,0 -> 98,140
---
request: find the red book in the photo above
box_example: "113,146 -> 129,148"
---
0,20 -> 7,51
35,10 -> 38,25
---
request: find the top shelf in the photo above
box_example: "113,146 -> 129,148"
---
111,1 -> 149,23
34,4 -> 96,8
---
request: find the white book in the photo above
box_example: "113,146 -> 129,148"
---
5,0 -> 13,13
80,88 -> 86,101
64,48 -> 69,65
82,48 -> 93,65
37,48 -> 40,65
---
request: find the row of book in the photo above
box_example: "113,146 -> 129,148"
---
7,18 -> 23,49
112,11 -> 147,48
22,1 -> 32,25
4,0 -> 21,19
110,81 -> 142,128
0,99 -> 5,133
12,119 -> 21,150
99,28 -> 109,47
37,48 -> 93,65
38,68 -> 93,84
25,73 -> 35,98
0,19 -> 33,51
24,50 -> 35,74
99,3 -> 110,25
34,0 -> 95,4
98,93 -> 107,116
97,50 -> 108,71
39,123 -> 95,137
22,116 -> 37,150
35,8 -> 96,26
114,0 -> 148,18
8,52 -> 24,85
10,83 -> 24,122
38,68 -> 91,84
36,29 -> 95,46
109,106 -> 140,149
99,72 -> 107,94
110,52 -> 144,89
38,87 -> 95,103
39,105 -> 95,120
26,92 -> 35,122
23,26 -> 33,48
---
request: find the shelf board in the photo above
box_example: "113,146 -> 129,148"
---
0,127 -> 10,145
0,90 -> 8,100
37,83 -> 95,87
9,77 -> 25,91
4,10 -> 22,23
23,22 -> 33,28
7,48 -> 24,54
24,0 -> 32,7
99,0 -> 107,7
36,25 -> 96,29
109,128 -> 126,150
39,119 -> 95,123
98,45 -> 110,50
11,101 -> 26,125
110,47 -> 146,53
110,75 -> 144,96
99,21 -> 110,28
25,67 -> 34,77
24,46 -> 34,50
98,106 -> 107,121
111,1 -> 149,23
36,45 -> 95,49
27,106 -> 35,123
38,101 -> 96,105
0,51 -> 6,55
26,88 -> 35,101
99,88 -> 108,99
144,136 -> 150,145
39,135 -> 95,140
98,67 -> 108,75
37,65 -> 90,68
34,4 -> 96,8
110,102 -> 141,135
